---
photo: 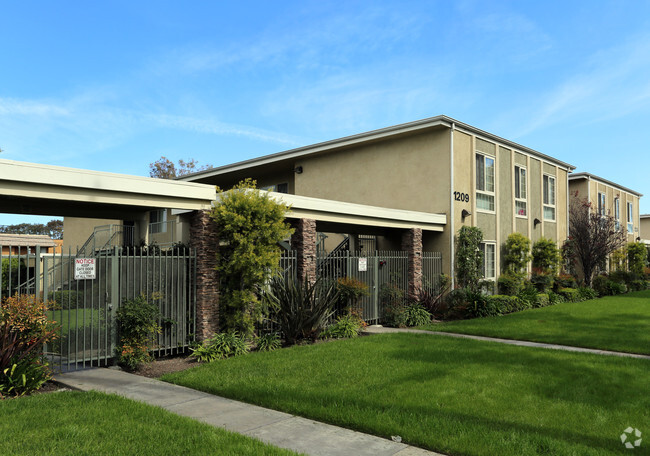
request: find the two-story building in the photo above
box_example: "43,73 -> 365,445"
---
180,115 -> 576,286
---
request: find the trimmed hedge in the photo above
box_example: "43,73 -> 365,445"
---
557,288 -> 580,303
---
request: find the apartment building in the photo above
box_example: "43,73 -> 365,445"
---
181,115 -> 576,284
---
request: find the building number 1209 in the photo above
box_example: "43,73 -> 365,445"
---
454,191 -> 470,203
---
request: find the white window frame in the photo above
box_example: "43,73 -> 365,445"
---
627,202 -> 634,234
597,192 -> 606,216
514,165 -> 527,217
614,198 -> 620,231
149,209 -> 167,234
476,153 -> 495,213
543,174 -> 556,221
480,241 -> 496,281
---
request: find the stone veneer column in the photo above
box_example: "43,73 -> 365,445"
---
401,228 -> 423,299
189,210 -> 220,341
290,218 -> 317,284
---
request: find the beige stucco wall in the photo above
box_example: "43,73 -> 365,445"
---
63,217 -> 121,250
640,217 -> 650,240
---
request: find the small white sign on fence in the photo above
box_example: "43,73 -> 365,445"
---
74,258 -> 96,280
358,257 -> 368,272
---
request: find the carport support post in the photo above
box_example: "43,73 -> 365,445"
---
290,218 -> 317,284
189,210 -> 220,342
402,228 -> 423,299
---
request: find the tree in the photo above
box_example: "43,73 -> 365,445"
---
626,242 -> 647,276
211,179 -> 293,337
149,157 -> 212,179
0,220 -> 63,239
565,193 -> 626,286
455,226 -> 484,291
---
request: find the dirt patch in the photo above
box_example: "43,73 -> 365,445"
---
132,355 -> 201,378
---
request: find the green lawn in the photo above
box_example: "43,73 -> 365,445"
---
48,308 -> 106,333
422,291 -> 650,354
0,390 -> 300,456
163,333 -> 649,456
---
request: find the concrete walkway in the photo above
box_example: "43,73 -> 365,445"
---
363,326 -> 650,360
56,368 -> 444,456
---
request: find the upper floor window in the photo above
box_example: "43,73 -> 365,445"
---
480,242 -> 496,280
543,175 -> 556,221
514,165 -> 527,217
261,183 -> 289,193
598,192 -> 606,216
614,198 -> 620,231
476,153 -> 495,212
627,202 -> 634,234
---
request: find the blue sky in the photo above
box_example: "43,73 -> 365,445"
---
2,1 -> 650,224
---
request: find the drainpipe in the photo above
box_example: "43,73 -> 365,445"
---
449,122 -> 455,289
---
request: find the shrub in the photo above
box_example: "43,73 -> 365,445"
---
498,272 -> 525,296
577,287 -> 597,301
462,290 -> 491,318
322,313 -> 364,339
534,293 -> 550,308
503,233 -> 531,274
403,303 -> 432,326
336,277 -> 369,312
380,281 -> 407,327
1,258 -> 26,296
592,275 -> 609,296
115,295 -> 161,370
255,332 -> 281,352
557,288 -> 580,303
516,281 -> 538,307
547,291 -> 566,305
190,331 -> 250,362
47,290 -> 81,310
554,273 -> 577,290
0,295 -> 59,397
531,270 -> 554,293
627,242 -> 647,276
629,280 -> 648,291
532,237 -> 561,274
264,275 -> 339,345
609,281 -> 627,295
455,226 -> 484,291
414,274 -> 451,318
609,270 -> 636,285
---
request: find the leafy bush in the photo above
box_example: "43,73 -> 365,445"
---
609,281 -> 627,295
554,274 -> 577,290
608,270 -> 636,285
503,233 -> 531,274
322,313 -> 365,339
336,277 -> 369,312
577,287 -> 597,301
547,292 -> 566,306
115,296 -> 161,370
592,275 -> 609,296
403,303 -> 432,326
629,280 -> 647,291
557,288 -> 580,303
462,290 -> 491,318
190,331 -> 250,362
498,272 -> 525,296
264,275 -> 339,345
47,290 -> 81,310
516,281 -> 538,307
0,295 -> 59,397
627,242 -> 647,275
532,237 -> 561,274
414,274 -> 450,318
531,270 -> 554,293
534,293 -> 550,308
1,258 -> 26,296
455,226 -> 484,291
255,332 -> 281,352
380,281 -> 407,327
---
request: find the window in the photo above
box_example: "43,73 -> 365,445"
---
597,192 -> 606,216
514,165 -> 527,217
149,209 -> 167,234
627,202 -> 634,234
543,175 -> 556,221
260,183 -> 289,193
480,242 -> 496,280
476,153 -> 495,212
614,198 -> 620,231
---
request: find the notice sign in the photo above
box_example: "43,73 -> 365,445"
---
75,258 -> 96,280
358,257 -> 368,272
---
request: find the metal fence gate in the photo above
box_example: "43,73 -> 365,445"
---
0,245 -> 196,372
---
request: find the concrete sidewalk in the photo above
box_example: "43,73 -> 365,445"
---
56,368 -> 443,456
363,326 -> 650,360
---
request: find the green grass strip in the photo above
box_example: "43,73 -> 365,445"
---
164,333 -> 650,456
0,390 -> 300,456
423,290 -> 650,354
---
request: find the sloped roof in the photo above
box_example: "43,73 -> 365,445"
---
0,234 -> 57,247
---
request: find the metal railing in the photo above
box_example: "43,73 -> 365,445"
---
76,224 -> 135,258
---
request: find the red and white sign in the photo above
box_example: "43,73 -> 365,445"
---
75,258 -> 96,280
